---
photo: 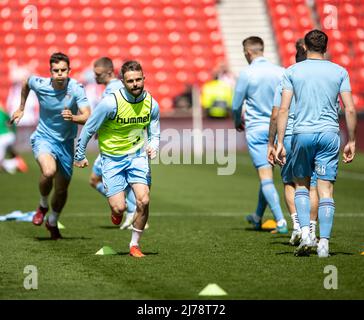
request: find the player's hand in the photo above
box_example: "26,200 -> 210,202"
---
343,141 -> 355,164
74,158 -> 89,168
10,108 -> 24,125
267,143 -> 276,166
275,142 -> 286,166
62,108 -> 73,121
235,122 -> 245,132
147,146 -> 157,160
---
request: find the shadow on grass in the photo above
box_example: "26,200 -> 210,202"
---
275,251 -> 354,256
275,251 -> 309,256
98,226 -> 120,229
329,252 -> 354,256
35,236 -> 92,241
270,241 -> 291,246
232,227 -> 274,232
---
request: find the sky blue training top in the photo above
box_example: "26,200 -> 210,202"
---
273,82 -> 295,136
74,87 -> 160,161
28,76 -> 89,142
102,78 -> 123,98
282,59 -> 351,134
232,56 -> 284,132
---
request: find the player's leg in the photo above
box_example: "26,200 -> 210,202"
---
32,144 -> 57,226
282,135 -> 301,243
245,131 -> 286,231
89,154 -> 105,195
293,176 -> 311,255
291,133 -> 316,256
120,186 -> 137,230
44,140 -> 74,239
6,144 -> 28,172
0,132 -> 17,174
127,152 -> 151,257
258,166 -> 287,232
309,174 -> 319,246
50,171 -> 70,222
315,132 -> 340,258
108,191 -> 127,225
245,132 -> 267,229
43,171 -> 70,240
129,183 -> 149,257
285,182 -> 301,245
101,154 -> 127,225
33,153 -> 56,224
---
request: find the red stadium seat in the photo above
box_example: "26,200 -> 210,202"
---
0,0 -> 226,111
316,0 -> 364,107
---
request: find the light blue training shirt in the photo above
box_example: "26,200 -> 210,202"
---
28,76 -> 89,142
74,87 -> 160,161
232,56 -> 284,132
273,82 -> 295,136
102,78 -> 123,98
282,59 -> 351,134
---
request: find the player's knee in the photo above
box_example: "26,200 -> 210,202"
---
111,203 -> 126,215
42,168 -> 56,179
136,195 -> 150,210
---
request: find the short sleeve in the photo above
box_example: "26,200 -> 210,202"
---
282,69 -> 293,91
28,75 -> 40,91
273,83 -> 283,108
73,82 -> 90,108
339,69 -> 351,93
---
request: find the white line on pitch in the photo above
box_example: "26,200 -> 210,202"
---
69,212 -> 364,217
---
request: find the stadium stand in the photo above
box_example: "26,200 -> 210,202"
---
267,0 -> 315,67
0,0 -> 226,112
267,0 -> 364,111
315,0 -> 364,110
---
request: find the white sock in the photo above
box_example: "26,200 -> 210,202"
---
310,220 -> 317,237
2,158 -> 17,174
130,227 -> 143,248
301,226 -> 310,240
291,213 -> 301,230
48,211 -> 60,227
126,212 -> 135,221
319,238 -> 329,247
277,219 -> 287,227
40,196 -> 49,208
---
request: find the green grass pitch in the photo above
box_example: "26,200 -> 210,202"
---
0,152 -> 363,299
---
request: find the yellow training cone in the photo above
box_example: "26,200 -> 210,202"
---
95,246 -> 117,255
57,221 -> 65,229
199,284 -> 227,296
